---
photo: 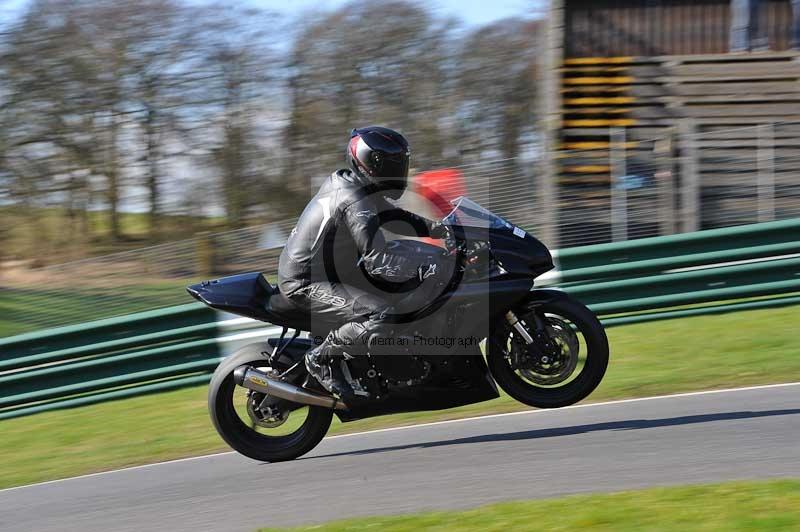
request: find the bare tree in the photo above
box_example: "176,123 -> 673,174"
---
0,0 -> 284,244
0,0 -> 543,265
118,0 -> 200,238
1,0 -> 129,243
458,18 -> 542,162
286,1 -> 457,187
188,4 -> 285,228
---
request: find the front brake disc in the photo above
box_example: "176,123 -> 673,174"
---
517,316 -> 580,385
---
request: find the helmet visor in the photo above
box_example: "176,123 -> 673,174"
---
377,153 -> 410,180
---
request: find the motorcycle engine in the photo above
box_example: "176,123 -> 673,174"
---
369,354 -> 431,387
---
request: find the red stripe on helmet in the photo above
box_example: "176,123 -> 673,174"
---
349,135 -> 372,176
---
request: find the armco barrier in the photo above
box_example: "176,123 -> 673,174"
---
0,310 -> 280,420
0,219 -> 798,420
555,217 -> 800,275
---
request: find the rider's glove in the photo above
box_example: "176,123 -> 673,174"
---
417,263 -> 439,282
429,221 -> 448,239
431,222 -> 457,252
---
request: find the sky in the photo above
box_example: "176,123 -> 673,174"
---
266,0 -> 543,26
1,0 -> 545,27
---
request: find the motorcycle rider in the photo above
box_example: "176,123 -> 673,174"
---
277,126 -> 449,402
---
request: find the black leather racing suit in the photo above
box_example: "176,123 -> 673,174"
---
278,169 -> 441,354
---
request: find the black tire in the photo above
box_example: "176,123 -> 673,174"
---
487,292 -> 609,409
208,344 -> 333,462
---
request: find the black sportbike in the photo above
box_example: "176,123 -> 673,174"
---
188,197 -> 608,461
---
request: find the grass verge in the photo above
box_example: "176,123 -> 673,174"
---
261,479 -> 800,531
0,281 -> 191,337
1,304 -> 799,490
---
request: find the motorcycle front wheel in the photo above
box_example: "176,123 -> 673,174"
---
487,291 -> 609,409
208,344 -> 333,462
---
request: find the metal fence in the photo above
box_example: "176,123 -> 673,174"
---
558,121 -> 800,246
2,121 -> 800,336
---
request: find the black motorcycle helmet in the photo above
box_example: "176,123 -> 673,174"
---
347,126 -> 410,199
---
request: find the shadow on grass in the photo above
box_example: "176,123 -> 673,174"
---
304,408 -> 800,460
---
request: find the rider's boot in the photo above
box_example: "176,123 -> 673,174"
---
304,333 -> 357,403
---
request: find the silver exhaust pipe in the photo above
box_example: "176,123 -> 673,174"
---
233,365 -> 348,410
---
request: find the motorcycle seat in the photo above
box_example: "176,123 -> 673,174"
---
263,280 -> 335,334
260,280 -> 309,329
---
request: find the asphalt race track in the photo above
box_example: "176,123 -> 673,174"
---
2,383 -> 799,531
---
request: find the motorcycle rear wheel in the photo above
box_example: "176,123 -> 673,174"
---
208,344 -> 333,462
487,292 -> 609,409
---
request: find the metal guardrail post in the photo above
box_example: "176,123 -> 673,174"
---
539,0 -> 564,249
758,123 -> 776,222
655,130 -> 677,236
610,127 -> 628,242
196,231 -> 216,277
679,120 -> 700,233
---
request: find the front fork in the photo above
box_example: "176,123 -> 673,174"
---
505,310 -> 535,344
506,310 -> 555,366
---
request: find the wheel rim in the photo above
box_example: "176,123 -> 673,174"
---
228,365 -> 314,438
501,311 -> 589,389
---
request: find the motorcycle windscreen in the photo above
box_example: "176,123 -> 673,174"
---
442,196 -> 515,230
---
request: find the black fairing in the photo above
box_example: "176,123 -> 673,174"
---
186,272 -> 315,331
187,272 -> 272,319
491,230 -> 554,278
447,278 -> 533,330
338,345 -> 499,422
